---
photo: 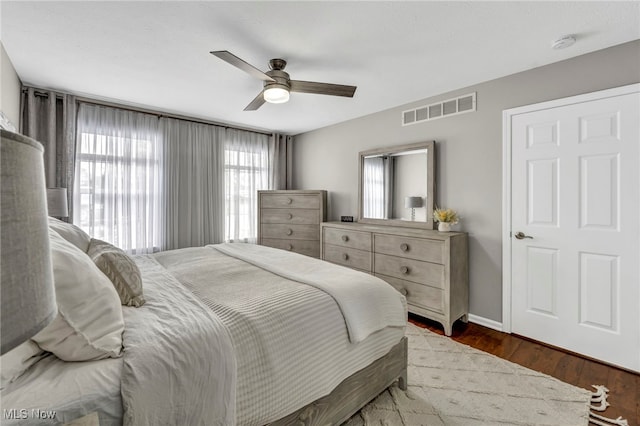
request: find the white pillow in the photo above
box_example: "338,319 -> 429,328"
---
48,217 -> 91,252
0,341 -> 47,389
32,229 -> 124,361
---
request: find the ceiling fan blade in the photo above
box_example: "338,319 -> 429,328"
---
210,50 -> 275,82
244,91 -> 266,111
290,80 -> 357,97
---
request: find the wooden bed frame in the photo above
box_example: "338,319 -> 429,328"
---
270,337 -> 408,425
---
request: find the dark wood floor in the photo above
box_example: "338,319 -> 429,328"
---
408,314 -> 639,425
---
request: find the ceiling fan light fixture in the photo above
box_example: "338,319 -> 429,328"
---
263,85 -> 290,104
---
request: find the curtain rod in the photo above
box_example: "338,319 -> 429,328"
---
22,87 -> 274,136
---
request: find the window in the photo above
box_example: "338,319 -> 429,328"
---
224,131 -> 271,243
74,104 -> 162,253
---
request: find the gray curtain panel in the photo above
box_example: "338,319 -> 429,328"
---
269,133 -> 293,190
20,87 -> 77,221
162,117 -> 225,250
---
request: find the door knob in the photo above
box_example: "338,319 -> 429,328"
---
514,231 -> 533,240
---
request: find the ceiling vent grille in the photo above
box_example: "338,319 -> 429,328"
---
402,92 -> 476,126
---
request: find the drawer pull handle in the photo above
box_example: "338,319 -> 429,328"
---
286,229 -> 293,236
287,244 -> 293,251
401,288 -> 408,296
342,253 -> 349,261
286,198 -> 293,204
400,243 -> 409,252
287,213 -> 293,220
341,235 -> 349,242
400,266 -> 410,275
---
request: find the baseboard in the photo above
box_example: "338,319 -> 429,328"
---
468,314 -> 503,332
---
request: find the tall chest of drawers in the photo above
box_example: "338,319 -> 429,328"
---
321,222 -> 468,336
258,190 -> 327,258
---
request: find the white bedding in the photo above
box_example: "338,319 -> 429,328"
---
1,243 -> 406,426
1,355 -> 122,425
119,255 -> 236,426
213,243 -> 406,343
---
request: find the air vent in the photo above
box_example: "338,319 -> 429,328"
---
402,92 -> 476,126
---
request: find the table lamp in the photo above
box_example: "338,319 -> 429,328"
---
1,129 -> 57,354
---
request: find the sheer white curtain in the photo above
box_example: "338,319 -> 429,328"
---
73,103 -> 163,254
162,118 -> 225,250
363,156 -> 385,219
225,129 -> 271,243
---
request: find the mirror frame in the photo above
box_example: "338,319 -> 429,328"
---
357,140 -> 436,229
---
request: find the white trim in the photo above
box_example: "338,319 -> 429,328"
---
468,314 -> 503,332
502,107 -> 513,333
501,83 -> 640,336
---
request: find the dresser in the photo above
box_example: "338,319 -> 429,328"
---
321,222 -> 468,335
258,190 -> 327,258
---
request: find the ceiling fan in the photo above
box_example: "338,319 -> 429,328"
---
210,50 -> 357,111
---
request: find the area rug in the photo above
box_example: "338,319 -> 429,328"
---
344,323 -> 595,426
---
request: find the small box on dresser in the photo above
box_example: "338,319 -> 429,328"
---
321,222 -> 468,336
258,190 -> 327,258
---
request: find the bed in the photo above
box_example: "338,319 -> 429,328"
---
1,220 -> 408,426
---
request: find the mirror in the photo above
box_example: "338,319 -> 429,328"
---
358,141 -> 435,229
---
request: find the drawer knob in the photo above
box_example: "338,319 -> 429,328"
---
286,229 -> 293,236
286,197 -> 293,204
400,266 -> 410,275
400,243 -> 409,252
400,288 -> 408,296
287,213 -> 293,220
342,253 -> 349,261
341,235 -> 349,242
287,244 -> 293,251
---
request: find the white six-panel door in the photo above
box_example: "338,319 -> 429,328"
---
504,85 -> 639,372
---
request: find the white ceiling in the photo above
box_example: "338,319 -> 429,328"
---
1,1 -> 639,135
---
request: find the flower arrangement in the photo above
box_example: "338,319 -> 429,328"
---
433,207 -> 459,224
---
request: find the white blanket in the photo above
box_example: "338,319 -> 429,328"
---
1,244 -> 406,426
152,245 -> 406,424
212,243 -> 407,343
120,256 -> 237,426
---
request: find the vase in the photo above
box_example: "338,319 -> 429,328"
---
438,222 -> 451,232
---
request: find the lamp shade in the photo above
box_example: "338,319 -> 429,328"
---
47,187 -> 69,218
404,196 -> 423,209
1,130 -> 57,354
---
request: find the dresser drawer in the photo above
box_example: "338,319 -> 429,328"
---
260,209 -> 320,225
261,224 -> 319,240
260,193 -> 320,209
374,253 -> 444,288
377,274 -> 444,314
374,234 -> 444,264
261,239 -> 320,258
323,244 -> 371,271
322,227 -> 371,251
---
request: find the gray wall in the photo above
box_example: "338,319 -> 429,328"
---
292,40 -> 640,323
1,42 -> 22,128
